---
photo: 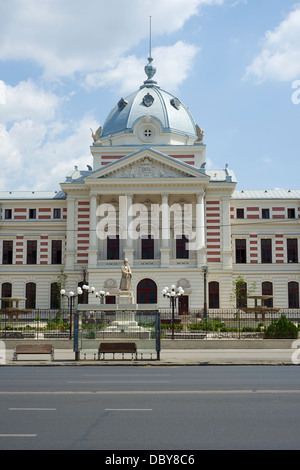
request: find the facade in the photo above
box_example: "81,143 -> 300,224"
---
0,58 -> 299,312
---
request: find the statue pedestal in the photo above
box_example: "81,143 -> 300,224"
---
117,290 -> 134,305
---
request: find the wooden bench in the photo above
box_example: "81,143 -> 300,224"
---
98,342 -> 137,360
13,344 -> 54,361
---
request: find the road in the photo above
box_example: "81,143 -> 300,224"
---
0,366 -> 300,451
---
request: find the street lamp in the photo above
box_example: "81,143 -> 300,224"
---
60,286 -> 83,339
95,290 -> 110,304
202,265 -> 208,319
162,285 -> 184,339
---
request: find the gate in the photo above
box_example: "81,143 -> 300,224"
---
74,304 -> 160,360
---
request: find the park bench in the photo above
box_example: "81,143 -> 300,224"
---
98,342 -> 137,360
13,344 -> 54,361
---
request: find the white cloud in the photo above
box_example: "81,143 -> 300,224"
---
84,42 -> 200,95
246,6 -> 300,82
0,0 -> 222,80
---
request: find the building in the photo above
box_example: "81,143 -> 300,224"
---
0,56 -> 299,311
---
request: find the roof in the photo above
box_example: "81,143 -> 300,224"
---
0,191 -> 66,200
232,189 -> 300,200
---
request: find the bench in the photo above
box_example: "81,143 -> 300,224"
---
98,342 -> 137,360
13,344 -> 54,361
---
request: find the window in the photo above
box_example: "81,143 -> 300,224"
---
53,208 -> 61,219
288,282 -> 299,309
29,209 -> 36,219
4,209 -> 12,220
51,240 -> 62,264
288,208 -> 296,219
142,235 -> 154,259
262,281 -> 273,308
107,236 -> 119,260
1,282 -> 12,308
262,209 -> 270,219
261,239 -> 272,263
50,283 -> 60,309
179,295 -> 189,315
2,241 -> 13,264
176,235 -> 189,259
106,296 -> 116,305
236,208 -> 244,219
26,283 -> 36,309
209,282 -> 220,309
27,240 -> 37,264
287,239 -> 298,263
137,279 -> 157,304
235,239 -> 246,263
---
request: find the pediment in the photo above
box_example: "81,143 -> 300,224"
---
86,148 -> 209,181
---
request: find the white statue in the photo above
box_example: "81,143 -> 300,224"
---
119,258 -> 132,291
196,125 -> 204,143
90,126 -> 102,143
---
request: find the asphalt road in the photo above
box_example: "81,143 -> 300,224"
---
1,366 -> 300,451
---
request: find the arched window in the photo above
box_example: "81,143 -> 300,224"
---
137,279 -> 157,304
209,282 -> 219,309
262,281 -> 273,308
1,283 -> 12,308
50,283 -> 60,309
288,282 -> 299,309
26,283 -> 36,309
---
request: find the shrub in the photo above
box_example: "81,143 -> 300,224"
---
264,315 -> 298,339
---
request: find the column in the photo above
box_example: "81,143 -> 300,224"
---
160,192 -> 170,267
124,193 -> 134,265
88,194 -> 98,268
196,192 -> 206,267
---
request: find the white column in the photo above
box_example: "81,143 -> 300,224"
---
88,194 -> 98,267
196,192 -> 206,267
160,192 -> 170,267
124,193 -> 134,265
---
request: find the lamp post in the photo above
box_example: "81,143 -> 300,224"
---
60,286 -> 83,339
95,290 -> 110,304
162,285 -> 184,340
202,265 -> 208,320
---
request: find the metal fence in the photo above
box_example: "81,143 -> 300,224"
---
1,308 -> 300,340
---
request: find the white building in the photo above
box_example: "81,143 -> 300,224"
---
0,57 -> 299,311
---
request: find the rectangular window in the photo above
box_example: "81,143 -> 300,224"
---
236,208 -> 244,219
176,235 -> 189,259
29,209 -> 37,219
2,241 -> 13,265
4,209 -> 12,220
142,235 -> 154,259
51,240 -> 62,264
235,239 -> 246,263
53,208 -> 61,219
261,239 -> 272,263
287,239 -> 298,263
27,240 -> 37,264
288,208 -> 296,219
107,236 -> 119,260
262,208 -> 270,219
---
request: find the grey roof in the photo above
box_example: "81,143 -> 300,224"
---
233,189 -> 300,200
0,190 -> 66,200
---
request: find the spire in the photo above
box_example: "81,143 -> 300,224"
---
143,16 -> 157,87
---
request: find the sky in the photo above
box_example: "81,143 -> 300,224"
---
0,0 -> 300,192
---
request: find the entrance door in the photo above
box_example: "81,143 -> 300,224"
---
137,279 -> 157,304
179,295 -> 189,315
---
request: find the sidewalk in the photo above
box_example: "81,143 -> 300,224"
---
2,347 -> 299,366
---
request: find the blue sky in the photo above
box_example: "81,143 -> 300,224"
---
0,0 -> 299,191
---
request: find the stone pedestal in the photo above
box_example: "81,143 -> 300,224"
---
117,290 -> 135,305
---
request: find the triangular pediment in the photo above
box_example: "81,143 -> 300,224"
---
85,148 -> 209,181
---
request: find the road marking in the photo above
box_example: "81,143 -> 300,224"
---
9,408 -> 56,411
0,434 -> 37,437
1,390 -> 300,395
67,380 -> 170,384
105,409 -> 152,411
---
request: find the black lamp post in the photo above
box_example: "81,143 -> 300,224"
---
162,285 -> 184,339
95,290 -> 110,304
60,287 -> 84,339
202,265 -> 208,319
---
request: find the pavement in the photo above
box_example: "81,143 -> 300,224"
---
2,347 -> 300,366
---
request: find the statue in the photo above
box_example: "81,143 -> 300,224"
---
90,126 -> 102,143
119,258 -> 132,291
195,125 -> 204,143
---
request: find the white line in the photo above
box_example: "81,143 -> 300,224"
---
67,381 -> 170,384
105,409 -> 152,411
0,434 -> 37,437
1,390 -> 300,395
9,408 -> 56,411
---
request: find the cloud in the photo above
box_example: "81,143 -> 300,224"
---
0,0 -> 222,80
84,42 -> 200,95
246,6 -> 300,82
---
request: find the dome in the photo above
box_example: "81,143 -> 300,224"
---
101,58 -> 197,142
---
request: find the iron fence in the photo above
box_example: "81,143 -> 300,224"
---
1,307 -> 300,340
